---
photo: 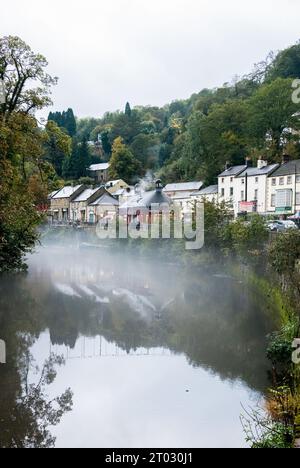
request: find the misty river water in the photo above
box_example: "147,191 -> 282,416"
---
0,241 -> 277,448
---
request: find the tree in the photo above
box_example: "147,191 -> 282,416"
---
109,137 -> 142,182
48,108 -> 77,137
76,137 -> 91,178
269,230 -> 300,294
44,121 -> 71,176
101,130 -> 112,155
247,78 -> 299,156
266,43 -> 300,81
125,102 -> 132,118
65,108 -> 77,136
0,36 -> 57,118
62,137 -> 90,180
0,161 -> 42,272
130,134 -> 159,168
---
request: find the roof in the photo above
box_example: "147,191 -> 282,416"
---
48,190 -> 59,199
105,180 -> 122,187
171,191 -> 193,200
52,185 -> 82,199
119,190 -> 171,210
237,164 -> 279,178
164,181 -> 203,192
192,185 -> 218,196
89,163 -> 110,172
269,160 -> 300,177
72,188 -> 101,202
90,193 -> 119,206
141,190 -> 171,208
113,189 -> 127,197
119,195 -> 143,210
218,165 -> 247,177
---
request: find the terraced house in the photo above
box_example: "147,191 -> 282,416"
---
50,185 -> 85,222
70,187 -> 106,223
267,158 -> 300,216
236,161 -> 279,215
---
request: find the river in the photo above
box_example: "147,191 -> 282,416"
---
0,243 -> 276,448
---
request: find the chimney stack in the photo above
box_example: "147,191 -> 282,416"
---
155,179 -> 163,192
257,159 -> 268,170
282,154 -> 290,165
245,157 -> 253,168
225,161 -> 231,171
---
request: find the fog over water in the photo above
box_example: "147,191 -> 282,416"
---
0,240 -> 277,448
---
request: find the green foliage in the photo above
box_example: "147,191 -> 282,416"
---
44,121 -> 72,176
130,133 -> 160,169
269,230 -> 300,278
0,36 -> 57,116
0,161 -> 42,272
247,78 -> 299,155
63,137 -> 91,179
109,137 -> 142,182
266,43 -> 300,81
251,423 -> 294,449
48,108 -> 77,137
100,130 -> 112,155
224,215 -> 269,256
125,102 -> 132,117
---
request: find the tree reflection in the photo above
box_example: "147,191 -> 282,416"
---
0,277 -> 73,449
0,342 -> 73,448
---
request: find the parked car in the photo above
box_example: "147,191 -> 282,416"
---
267,220 -> 298,232
280,220 -> 298,230
267,221 -> 286,232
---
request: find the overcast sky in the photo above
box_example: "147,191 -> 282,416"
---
2,0 -> 300,118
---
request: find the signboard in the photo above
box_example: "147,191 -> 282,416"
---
239,201 -> 257,213
275,207 -> 292,214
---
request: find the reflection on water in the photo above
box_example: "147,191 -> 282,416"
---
0,245 -> 276,448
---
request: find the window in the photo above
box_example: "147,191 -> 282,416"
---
241,191 -> 245,201
287,176 -> 293,185
241,179 -> 245,185
254,189 -> 258,201
222,178 -> 225,184
255,177 -> 259,183
296,193 -> 300,206
276,189 -> 293,208
221,188 -> 225,197
230,177 -> 234,183
272,178 -> 276,186
230,187 -> 234,197
271,194 -> 276,208
296,176 -> 300,183
279,177 -> 285,186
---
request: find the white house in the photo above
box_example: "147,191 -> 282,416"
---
88,191 -> 119,224
218,164 -> 247,214
164,181 -> 203,213
70,187 -> 105,223
190,185 -> 218,204
267,158 -> 300,216
236,161 -> 279,215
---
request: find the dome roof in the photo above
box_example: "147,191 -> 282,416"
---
141,180 -> 171,209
